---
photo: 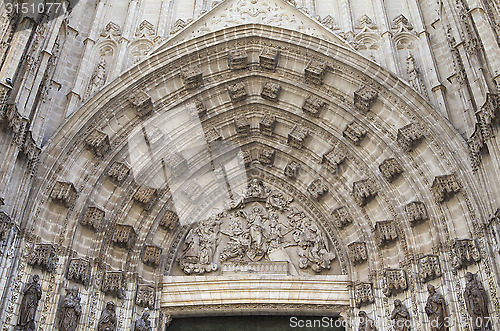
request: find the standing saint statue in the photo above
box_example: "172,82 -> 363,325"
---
390,299 -> 410,331
135,311 -> 153,331
464,272 -> 490,330
98,301 -> 117,331
17,274 -> 42,331
358,311 -> 377,331
425,284 -> 447,331
58,286 -> 82,331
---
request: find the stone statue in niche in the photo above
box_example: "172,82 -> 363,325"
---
135,311 -> 153,331
289,210 -> 335,273
390,299 -> 410,331
178,216 -> 221,274
17,274 -> 42,331
358,311 -> 377,331
244,206 -> 268,261
425,284 -> 447,331
464,272 -> 491,330
98,301 -> 117,331
58,286 -> 82,331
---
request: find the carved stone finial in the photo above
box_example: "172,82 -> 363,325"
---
374,220 -> 398,247
80,206 -> 104,231
59,286 -> 82,331
136,285 -> 156,309
390,299 -> 410,331
259,114 -> 276,136
464,272 -> 490,330
287,125 -> 309,149
431,174 -> 460,203
97,301 -> 117,331
348,242 -> 367,265
304,60 -> 327,85
425,284 -> 447,331
102,271 -> 125,298
228,82 -> 247,102
383,268 -> 408,296
302,95 -> 326,117
354,282 -> 374,307
228,49 -> 248,70
354,86 -> 378,114
85,129 -> 111,157
50,181 -> 77,208
331,206 -> 353,229
142,245 -> 162,267
397,123 -> 424,152
67,258 -> 91,286
379,158 -> 403,182
259,47 -> 279,70
27,243 -> 58,273
405,201 -> 428,226
17,274 -> 42,331
419,255 -> 442,282
261,82 -> 281,102
112,224 -> 137,250
352,179 -> 377,206
180,65 -> 203,89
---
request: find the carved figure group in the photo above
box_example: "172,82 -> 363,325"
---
17,274 -> 42,331
59,286 -> 82,331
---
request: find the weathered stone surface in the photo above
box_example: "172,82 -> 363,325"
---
85,129 -> 110,157
234,115 -> 250,136
261,82 -> 281,102
258,148 -> 275,165
112,224 -> 137,250
348,242 -> 367,265
374,220 -> 398,247
379,158 -> 402,182
397,123 -> 424,152
142,245 -> 162,267
431,174 -> 460,203
331,206 -> 353,229
159,210 -> 179,231
352,179 -> 377,206
353,86 -> 377,113
304,60 -> 326,85
107,162 -> 130,185
228,49 -> 248,70
102,271 -> 125,298
181,65 -> 203,89
80,206 -> 104,231
307,178 -> 329,200
383,268 -> 407,296
28,244 -> 58,273
343,122 -> 367,145
405,201 -> 428,226
354,282 -> 374,307
287,125 -> 309,149
302,95 -> 325,117
259,114 -> 276,136
419,254 -> 442,282
50,181 -> 77,208
259,47 -> 279,70
133,186 -> 158,210
284,161 -> 300,178
322,144 -> 347,174
228,82 -> 247,102
128,90 -> 154,117
67,258 -> 92,286
136,285 -> 156,309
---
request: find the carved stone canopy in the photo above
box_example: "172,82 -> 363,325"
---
136,285 -> 156,309
85,129 -> 110,158
374,220 -> 398,247
228,82 -> 247,102
352,179 -> 377,207
405,201 -> 428,226
67,258 -> 91,286
383,268 -> 408,296
343,121 -> 367,145
259,47 -> 279,70
431,174 -> 460,203
259,114 -> 276,136
142,245 -> 162,267
181,65 -> 203,89
354,282 -> 374,307
28,243 -> 58,273
102,271 -> 125,298
107,161 -> 130,185
50,181 -> 77,208
261,82 -> 281,102
112,224 -> 137,250
80,206 -> 104,231
451,239 -> 481,269
353,86 -> 378,114
287,125 -> 309,149
419,254 -> 442,282
397,123 -> 424,152
228,49 -> 248,70
304,60 -> 327,85
128,90 -> 154,117
331,206 -> 353,229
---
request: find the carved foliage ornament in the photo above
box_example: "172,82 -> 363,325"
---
85,129 -> 110,158
302,95 -> 326,117
343,121 -> 367,146
160,210 -> 179,231
67,258 -> 91,286
307,179 -> 329,200
379,158 -> 403,182
258,148 -> 275,166
284,161 -> 300,178
133,186 -> 158,211
142,245 -> 162,267
234,115 -> 250,136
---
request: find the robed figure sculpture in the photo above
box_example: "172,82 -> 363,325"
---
425,284 -> 447,331
59,286 -> 82,331
464,272 -> 490,330
98,301 -> 117,331
17,274 -> 42,331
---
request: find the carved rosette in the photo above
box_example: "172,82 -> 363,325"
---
353,86 -> 378,114
322,144 -> 347,174
261,82 -> 281,102
352,179 -> 377,206
348,242 -> 367,265
234,115 -> 250,136
287,125 -> 309,149
50,181 -> 77,208
180,65 -> 203,89
343,122 -> 367,146
451,239 -> 481,269
107,161 -> 130,185
354,282 -> 374,307
160,210 -> 179,231
302,95 -> 326,117
405,201 -> 428,226
379,158 -> 403,182
259,114 -> 276,136
307,179 -> 329,200
383,268 -> 408,296
284,161 -> 300,178
111,224 -> 137,250
133,186 -> 158,211
374,220 -> 398,247
136,285 -> 155,309
259,47 -> 279,70
28,243 -> 58,273
228,49 -> 248,70
431,174 -> 460,203
331,206 -> 353,229
85,129 -> 110,158
80,206 -> 104,231
228,82 -> 247,102
304,60 -> 327,85
142,245 -> 162,267
128,90 -> 154,117
102,271 -> 125,298
258,149 -> 276,166
419,254 -> 442,282
397,123 -> 424,152
67,258 -> 91,286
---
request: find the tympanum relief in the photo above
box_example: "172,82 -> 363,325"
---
176,180 -> 337,275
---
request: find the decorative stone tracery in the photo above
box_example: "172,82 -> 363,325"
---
304,60 -> 326,85
287,125 -> 309,149
112,224 -> 137,250
261,82 -> 281,102
85,130 -> 110,158
352,179 -> 377,206
67,258 -> 91,286
331,206 -> 353,229
259,47 -> 279,70
354,282 -> 374,307
136,285 -> 155,309
419,254 -> 442,282
374,220 -> 398,247
348,242 -> 367,265
451,239 -> 481,269
102,271 -> 125,298
431,174 -> 460,203
28,243 -> 58,273
405,201 -> 428,226
379,158 -> 402,182
80,206 -> 104,231
383,268 -> 408,296
397,123 -> 424,152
